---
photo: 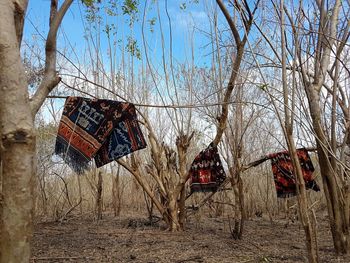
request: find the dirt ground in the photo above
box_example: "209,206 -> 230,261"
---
31,212 -> 350,263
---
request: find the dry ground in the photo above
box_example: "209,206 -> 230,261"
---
31,212 -> 350,263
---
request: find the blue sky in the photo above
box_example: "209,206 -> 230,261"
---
24,0 -> 222,71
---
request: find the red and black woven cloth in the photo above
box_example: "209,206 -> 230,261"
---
189,143 -> 226,193
268,148 -> 320,198
55,97 -> 147,173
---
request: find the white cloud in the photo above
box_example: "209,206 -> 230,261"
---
175,10 -> 208,30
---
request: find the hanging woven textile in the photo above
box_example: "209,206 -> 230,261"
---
189,143 -> 226,193
268,148 -> 320,198
55,97 -> 147,173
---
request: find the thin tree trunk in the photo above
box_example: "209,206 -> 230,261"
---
286,137 -> 319,262
38,172 -> 48,216
230,167 -> 245,239
229,81 -> 245,240
178,187 -> 186,229
278,0 -> 319,260
77,174 -> 83,215
112,165 -> 121,217
143,189 -> 154,222
96,170 -> 103,220
305,85 -> 348,254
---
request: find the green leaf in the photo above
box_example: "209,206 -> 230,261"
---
122,0 -> 139,15
126,37 -> 141,60
259,83 -> 268,91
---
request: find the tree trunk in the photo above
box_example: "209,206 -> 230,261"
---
230,168 -> 245,240
143,189 -> 154,222
278,1 -> 319,259
178,187 -> 186,229
167,196 -> 181,231
38,172 -> 48,216
95,170 -> 103,220
0,2 -> 35,262
230,78 -> 245,240
112,166 -> 122,217
286,137 -> 319,263
77,174 -> 83,215
176,134 -> 190,230
305,85 -> 349,254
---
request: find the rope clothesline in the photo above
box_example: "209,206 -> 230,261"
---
45,74 -> 272,110
46,95 -> 270,109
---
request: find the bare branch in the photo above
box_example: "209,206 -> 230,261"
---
213,0 -> 257,146
30,0 -> 73,115
117,158 -> 167,220
216,0 -> 241,45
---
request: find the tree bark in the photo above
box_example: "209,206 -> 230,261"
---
112,165 -> 122,217
230,167 -> 245,239
286,137 -> 319,262
176,133 -> 191,230
0,1 -> 35,262
95,170 -> 103,220
77,173 -> 83,215
0,1 -> 73,261
305,86 -> 348,254
178,187 -> 186,229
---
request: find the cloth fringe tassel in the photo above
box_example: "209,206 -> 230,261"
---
55,138 -> 90,174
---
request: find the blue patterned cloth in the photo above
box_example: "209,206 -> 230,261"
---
55,97 -> 147,173
94,108 -> 147,167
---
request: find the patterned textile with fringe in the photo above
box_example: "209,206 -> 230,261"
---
55,97 -> 146,173
189,143 -> 226,193
268,148 -> 320,198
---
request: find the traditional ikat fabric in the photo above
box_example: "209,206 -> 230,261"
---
189,143 -> 226,192
55,97 -> 146,173
268,148 -> 320,198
